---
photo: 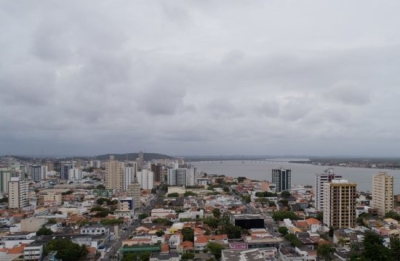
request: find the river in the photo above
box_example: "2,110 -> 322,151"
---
191,160 -> 400,194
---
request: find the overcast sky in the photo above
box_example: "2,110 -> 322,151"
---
1,1 -> 400,157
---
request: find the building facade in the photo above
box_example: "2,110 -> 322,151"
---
8,177 -> 29,209
167,167 -> 196,186
271,168 -> 291,192
315,168 -> 342,211
127,180 -> 141,209
323,179 -> 357,228
105,156 -> 125,190
372,172 -> 394,216
137,169 -> 154,190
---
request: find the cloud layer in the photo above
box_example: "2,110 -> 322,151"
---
1,0 -> 400,156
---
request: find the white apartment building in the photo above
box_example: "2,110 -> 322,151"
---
68,168 -> 83,181
372,172 -> 394,216
315,168 -> 342,211
137,169 -> 154,190
8,177 -> 29,209
323,179 -> 357,228
124,166 -> 136,191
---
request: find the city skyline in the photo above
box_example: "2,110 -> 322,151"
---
1,1 -> 400,157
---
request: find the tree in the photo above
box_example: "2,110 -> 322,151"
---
220,224 -> 241,239
328,226 -> 334,237
37,227 -> 53,236
184,191 -> 198,197
317,243 -> 336,261
204,217 -> 219,229
272,211 -> 299,221
96,184 -> 106,190
242,194 -> 251,203
389,237 -> 400,261
385,211 -> 400,221
223,186 -> 230,192
278,226 -> 288,236
45,239 -> 87,261
139,213 -> 149,220
156,230 -> 165,237
167,192 -> 179,198
285,234 -> 302,247
182,227 -> 194,242
140,252 -> 151,261
122,253 -> 137,261
237,177 -> 246,183
361,231 -> 391,261
280,190 -> 292,198
338,237 -> 346,247
47,218 -> 57,225
212,208 -> 221,219
206,242 -> 224,260
181,253 -> 195,260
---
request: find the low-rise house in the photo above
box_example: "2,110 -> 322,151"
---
80,225 -> 109,235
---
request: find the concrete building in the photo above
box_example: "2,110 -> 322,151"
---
105,156 -> 124,190
0,170 -> 12,193
151,164 -> 163,183
41,165 -> 48,180
60,163 -> 73,180
167,167 -> 196,186
127,179 -> 141,209
272,168 -> 291,192
8,177 -> 29,209
323,179 -> 357,228
124,164 -> 137,191
30,165 -> 42,182
315,168 -> 342,211
68,168 -> 83,181
137,169 -> 154,190
372,172 -> 394,216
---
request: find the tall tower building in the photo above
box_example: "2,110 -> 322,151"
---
372,172 -> 394,216
271,168 -> 291,192
105,156 -> 125,190
0,170 -> 12,194
138,151 -> 144,169
315,168 -> 342,211
137,169 -> 154,190
127,175 -> 141,209
124,164 -> 137,191
30,165 -> 42,182
151,164 -> 162,183
8,177 -> 29,209
167,167 -> 196,186
60,163 -> 73,180
323,179 -> 356,228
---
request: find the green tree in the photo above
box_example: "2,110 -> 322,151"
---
385,211 -> 400,221
140,252 -> 151,261
285,234 -> 302,247
242,194 -> 251,203
206,242 -> 224,260
139,213 -> 149,220
184,191 -> 198,197
167,192 -> 179,198
338,237 -> 346,247
182,227 -> 194,242
223,186 -> 230,192
181,252 -> 195,260
156,230 -> 165,237
204,217 -> 219,229
389,237 -> 400,261
317,243 -> 336,261
280,190 -> 292,198
362,231 -> 392,261
37,227 -> 53,236
237,177 -> 246,183
96,184 -> 106,189
278,226 -> 288,236
45,239 -> 87,261
272,211 -> 299,221
122,253 -> 137,261
212,208 -> 221,219
220,224 -> 242,239
47,218 -> 57,225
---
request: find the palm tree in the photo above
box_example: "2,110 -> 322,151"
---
338,237 -> 346,247
317,243 -> 336,261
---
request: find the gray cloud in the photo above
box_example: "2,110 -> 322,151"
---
1,1 -> 400,156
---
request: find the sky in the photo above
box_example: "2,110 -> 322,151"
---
1,1 -> 400,157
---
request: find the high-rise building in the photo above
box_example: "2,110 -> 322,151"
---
0,170 -> 12,194
137,151 -> 144,169
271,168 -> 291,192
127,177 -> 141,209
68,168 -> 83,181
151,164 -> 162,183
167,167 -> 196,186
30,165 -> 42,182
124,164 -> 137,191
323,179 -> 356,228
105,156 -> 124,190
137,169 -> 154,190
41,166 -> 48,180
60,164 -> 73,180
372,172 -> 394,216
8,177 -> 29,209
315,168 -> 342,211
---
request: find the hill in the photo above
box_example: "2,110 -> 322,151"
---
95,152 -> 175,161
